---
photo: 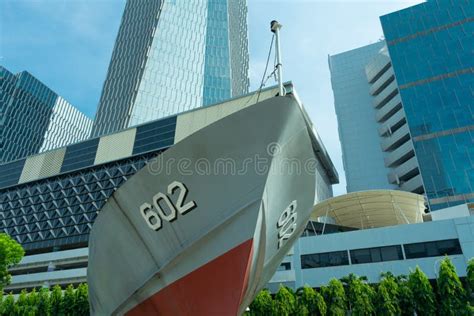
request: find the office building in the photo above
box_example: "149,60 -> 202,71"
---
365,45 -> 424,194
269,192 -> 474,289
330,0 -> 472,209
329,42 -> 400,193
330,42 -> 424,195
380,0 -> 474,210
1,83 -> 337,293
91,0 -> 249,137
0,66 -> 93,164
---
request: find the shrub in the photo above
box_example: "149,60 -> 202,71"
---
322,279 -> 346,316
437,257 -> 468,315
408,266 -> 436,315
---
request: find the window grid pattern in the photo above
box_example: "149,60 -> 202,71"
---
130,0 -> 208,125
300,238 -> 463,269
0,67 -> 92,164
91,0 -> 163,137
404,238 -> 462,259
350,245 -> 403,264
40,97 -> 93,152
91,0 -> 249,137
60,139 -> 100,174
328,42 -> 395,193
132,116 -> 176,155
228,0 -> 250,101
202,0 -> 231,106
0,151 -> 161,252
0,159 -> 26,189
1,67 -> 55,163
381,1 -> 474,209
301,251 -> 349,269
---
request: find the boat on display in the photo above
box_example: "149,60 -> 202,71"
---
88,21 -> 328,316
87,89 -> 326,315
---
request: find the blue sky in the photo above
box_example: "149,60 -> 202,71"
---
1,0 -> 423,196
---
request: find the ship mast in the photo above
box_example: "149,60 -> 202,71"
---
270,20 -> 285,97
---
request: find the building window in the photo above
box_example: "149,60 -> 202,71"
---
350,245 -> 403,264
301,251 -> 349,269
404,239 -> 462,259
277,262 -> 291,271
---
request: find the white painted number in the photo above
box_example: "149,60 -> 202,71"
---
168,181 -> 196,215
277,200 -> 297,249
140,202 -> 162,231
140,181 -> 197,231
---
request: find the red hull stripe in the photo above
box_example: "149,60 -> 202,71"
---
126,239 -> 254,316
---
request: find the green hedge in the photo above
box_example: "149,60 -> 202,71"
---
1,284 -> 89,316
1,257 -> 473,315
247,257 -> 474,316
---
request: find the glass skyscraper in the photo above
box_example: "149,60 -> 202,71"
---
0,66 -> 93,164
91,0 -> 249,137
381,0 -> 473,210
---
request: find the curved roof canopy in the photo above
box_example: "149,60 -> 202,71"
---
311,190 -> 426,229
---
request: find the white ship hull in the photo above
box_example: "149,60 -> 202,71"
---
88,96 -> 317,315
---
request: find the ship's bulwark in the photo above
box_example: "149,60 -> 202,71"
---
88,96 -> 316,315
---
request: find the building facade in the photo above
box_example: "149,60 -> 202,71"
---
0,67 -> 92,164
365,45 -> 424,194
380,0 -> 474,210
330,1 -> 472,208
269,199 -> 474,290
91,0 -> 249,138
329,42 -> 398,193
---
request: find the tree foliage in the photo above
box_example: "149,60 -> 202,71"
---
1,259 -> 473,316
322,279 -> 346,316
437,257 -> 468,315
296,285 -> 326,316
341,273 -> 374,316
50,284 -> 64,316
273,286 -> 296,316
75,283 -> 89,316
376,272 -> 400,316
0,283 -> 90,315
62,284 -> 76,316
395,275 -> 415,316
249,289 -> 274,315
0,233 -> 25,292
0,293 -> 15,315
37,287 -> 51,316
408,266 -> 436,315
467,258 -> 474,305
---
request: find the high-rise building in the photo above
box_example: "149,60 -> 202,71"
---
0,66 -> 92,164
330,0 -> 472,210
330,42 -> 424,195
91,0 -> 249,137
365,45 -> 424,194
329,41 -> 398,193
380,0 -> 474,211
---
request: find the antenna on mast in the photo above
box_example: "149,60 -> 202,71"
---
270,20 -> 285,97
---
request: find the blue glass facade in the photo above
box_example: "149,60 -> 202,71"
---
92,0 -> 249,137
0,67 -> 92,164
1,67 -> 56,163
381,0 -> 474,210
203,0 -> 232,105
